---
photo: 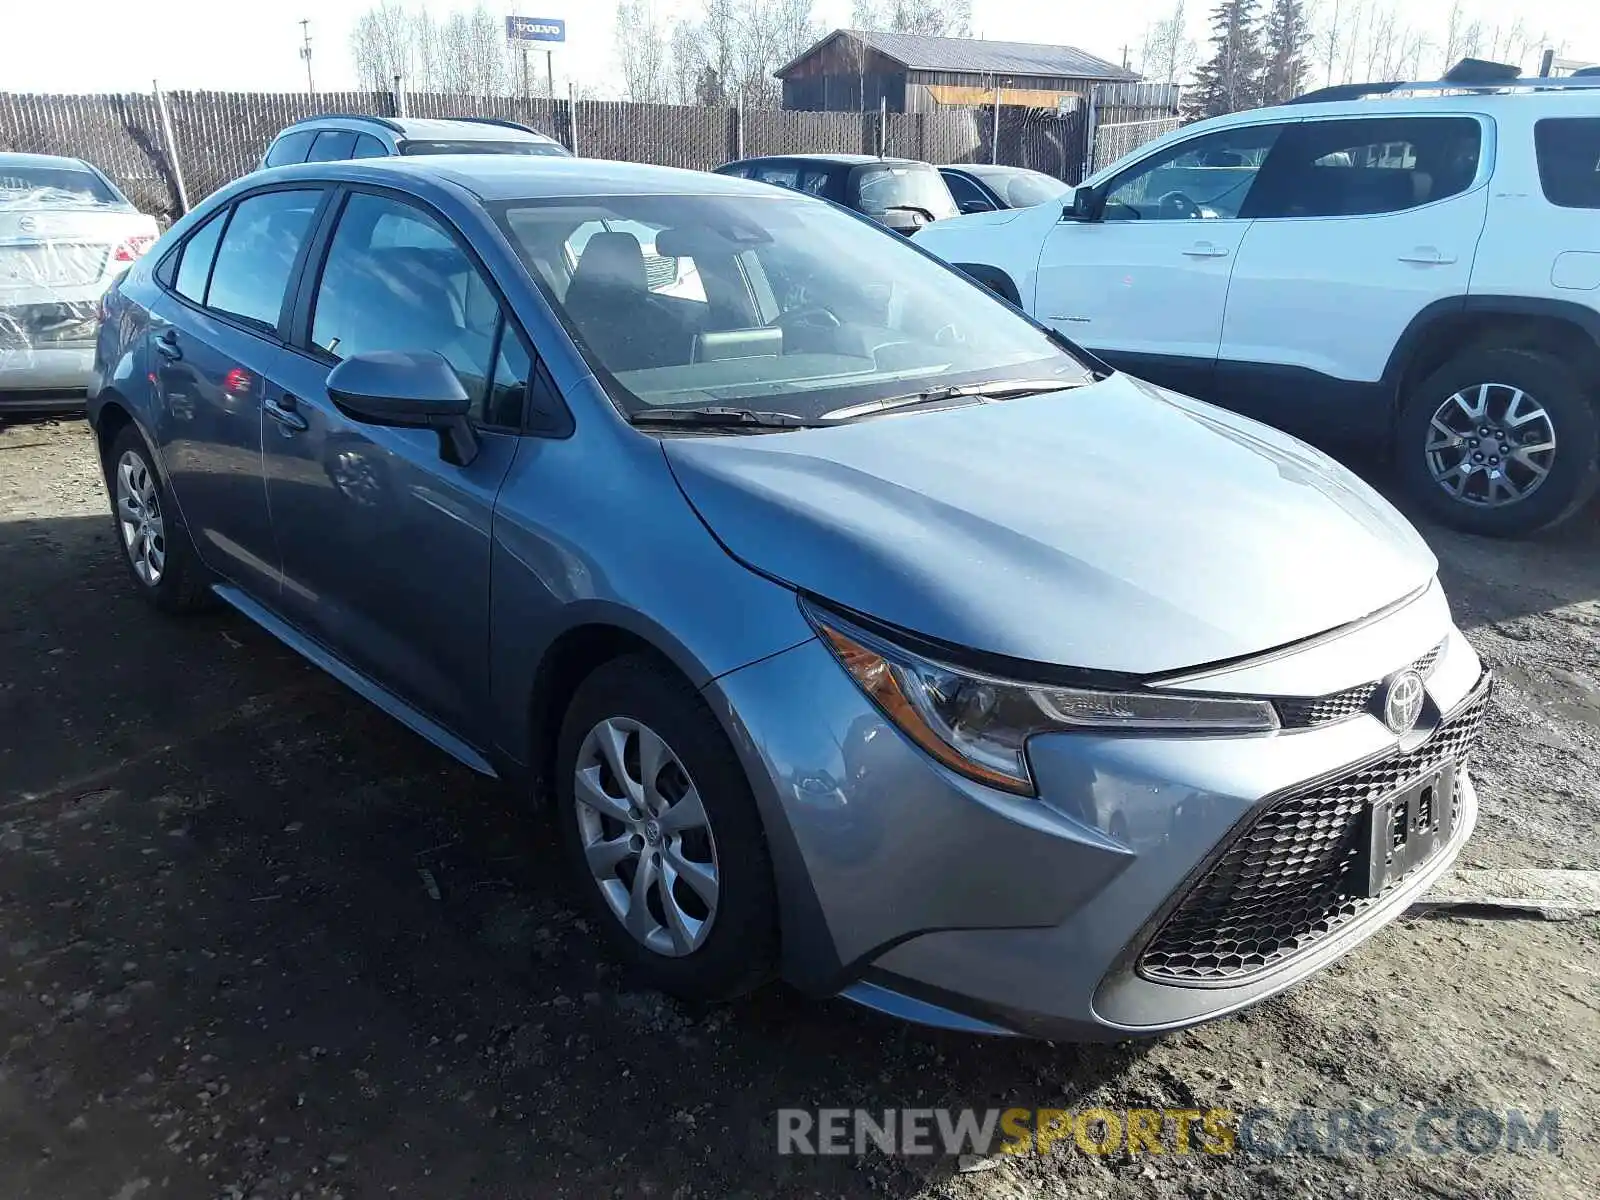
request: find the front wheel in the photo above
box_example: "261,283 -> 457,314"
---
553,655 -> 777,1002
1396,347 -> 1599,537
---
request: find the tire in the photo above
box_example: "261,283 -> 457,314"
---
553,654 -> 777,1002
1396,347 -> 1600,537
104,424 -> 214,613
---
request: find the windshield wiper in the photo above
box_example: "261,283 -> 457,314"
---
628,406 -> 813,430
821,379 -> 1084,422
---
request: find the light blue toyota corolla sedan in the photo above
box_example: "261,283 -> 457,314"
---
88,155 -> 1491,1040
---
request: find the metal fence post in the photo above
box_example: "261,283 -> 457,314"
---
151,80 -> 189,215
733,100 -> 744,160
1085,85 -> 1101,176
567,81 -> 580,156
392,74 -> 407,118
877,95 -> 886,157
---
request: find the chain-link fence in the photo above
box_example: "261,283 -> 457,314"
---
1088,115 -> 1183,175
2,87 -> 1177,222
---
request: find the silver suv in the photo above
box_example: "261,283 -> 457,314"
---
261,115 -> 570,169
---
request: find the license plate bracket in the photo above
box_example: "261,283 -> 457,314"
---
1352,764 -> 1454,898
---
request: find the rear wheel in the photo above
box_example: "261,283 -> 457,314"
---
104,424 -> 213,612
553,655 -> 777,1002
1396,347 -> 1599,537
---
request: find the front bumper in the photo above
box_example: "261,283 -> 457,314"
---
706,603 -> 1487,1041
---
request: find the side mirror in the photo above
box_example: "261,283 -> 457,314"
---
1067,186 -> 1104,222
326,350 -> 479,466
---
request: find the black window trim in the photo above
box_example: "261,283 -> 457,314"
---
1533,116 -> 1600,210
154,183 -> 336,346
286,181 -> 572,439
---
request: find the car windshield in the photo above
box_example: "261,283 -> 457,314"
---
854,164 -> 958,220
0,164 -> 120,206
401,140 -> 568,157
493,192 -> 1090,422
979,168 -> 1071,208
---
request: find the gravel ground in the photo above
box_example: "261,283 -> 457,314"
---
1,415 -> 1597,1200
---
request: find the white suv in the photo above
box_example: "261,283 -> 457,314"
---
914,69 -> 1600,537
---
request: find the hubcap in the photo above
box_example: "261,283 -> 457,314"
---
1424,383 -> 1556,508
572,717 -> 719,957
115,449 -> 166,586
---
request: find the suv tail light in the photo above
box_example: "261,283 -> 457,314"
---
111,235 -> 157,263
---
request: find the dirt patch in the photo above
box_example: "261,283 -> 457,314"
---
1,416 -> 1596,1199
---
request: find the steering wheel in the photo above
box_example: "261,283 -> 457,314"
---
773,305 -> 841,331
1157,191 -> 1203,219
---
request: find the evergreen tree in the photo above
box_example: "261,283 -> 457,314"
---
1182,0 -> 1265,121
1260,0 -> 1310,106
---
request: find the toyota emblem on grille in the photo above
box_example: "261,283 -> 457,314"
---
18,215 -> 37,232
1382,669 -> 1426,734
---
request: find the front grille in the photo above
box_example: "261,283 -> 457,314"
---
1138,676 -> 1490,986
1275,642 -> 1444,729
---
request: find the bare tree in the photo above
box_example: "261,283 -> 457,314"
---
615,0 -> 669,102
886,0 -> 972,37
350,2 -> 417,93
1141,0 -> 1198,88
1440,0 -> 1482,70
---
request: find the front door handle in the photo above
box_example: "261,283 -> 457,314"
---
1398,247 -> 1458,265
264,394 -> 309,432
1182,242 -> 1230,258
154,330 -> 182,361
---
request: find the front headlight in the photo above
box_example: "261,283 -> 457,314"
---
805,601 -> 1279,796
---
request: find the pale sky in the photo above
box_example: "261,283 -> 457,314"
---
4,0 -> 1596,96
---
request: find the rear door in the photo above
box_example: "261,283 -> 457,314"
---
263,188 -> 524,741
146,187 -> 328,598
1218,114 -> 1489,435
1033,120 -> 1288,396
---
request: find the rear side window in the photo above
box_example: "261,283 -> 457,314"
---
265,130 -> 315,167
173,212 -> 225,303
205,189 -> 323,329
305,130 -> 357,162
1535,118 -> 1600,209
351,133 -> 389,159
1246,116 -> 1482,218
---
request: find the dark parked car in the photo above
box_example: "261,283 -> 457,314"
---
713,154 -> 956,234
86,155 -> 1489,1041
261,114 -> 570,169
938,164 -> 1074,213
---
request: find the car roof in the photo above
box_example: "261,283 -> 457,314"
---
722,153 -> 928,169
0,151 -> 95,170
258,154 -> 796,202
941,163 -> 1050,178
277,114 -> 561,144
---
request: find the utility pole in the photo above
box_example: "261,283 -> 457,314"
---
299,19 -> 315,96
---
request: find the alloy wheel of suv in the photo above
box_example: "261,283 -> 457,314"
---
1398,347 -> 1600,538
553,654 -> 777,1001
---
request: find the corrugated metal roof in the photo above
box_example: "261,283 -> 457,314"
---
777,30 -> 1136,82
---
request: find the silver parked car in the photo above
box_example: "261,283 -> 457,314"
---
260,114 -> 571,169
87,155 -> 1489,1039
1,152 -> 158,412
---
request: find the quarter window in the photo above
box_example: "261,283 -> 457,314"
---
351,133 -> 390,159
173,212 -> 225,304
1103,124 -> 1282,220
1534,118 -> 1600,209
310,193 -> 504,422
1243,116 -> 1483,218
204,189 -> 323,328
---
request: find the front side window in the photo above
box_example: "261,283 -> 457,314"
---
942,172 -> 995,212
205,189 -> 323,329
495,192 -> 1092,422
1244,116 -> 1483,218
853,164 -> 958,220
1103,124 -> 1282,220
1535,118 -> 1600,210
310,193 -> 504,422
264,130 -> 316,167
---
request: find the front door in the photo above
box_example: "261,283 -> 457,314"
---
262,189 -> 525,743
148,188 -> 327,597
1034,121 -> 1290,397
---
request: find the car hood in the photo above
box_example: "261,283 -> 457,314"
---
662,375 -> 1437,676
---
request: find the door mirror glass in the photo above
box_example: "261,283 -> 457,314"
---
327,350 -> 478,464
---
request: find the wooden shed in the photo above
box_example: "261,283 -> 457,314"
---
776,29 -> 1137,115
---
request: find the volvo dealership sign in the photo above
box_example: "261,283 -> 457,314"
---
506,16 -> 566,42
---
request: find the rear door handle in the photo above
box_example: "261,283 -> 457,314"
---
1398,247 -> 1458,265
264,394 -> 309,432
1182,242 -> 1230,258
154,330 -> 181,361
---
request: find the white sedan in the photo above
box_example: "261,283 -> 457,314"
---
1,153 -> 159,412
